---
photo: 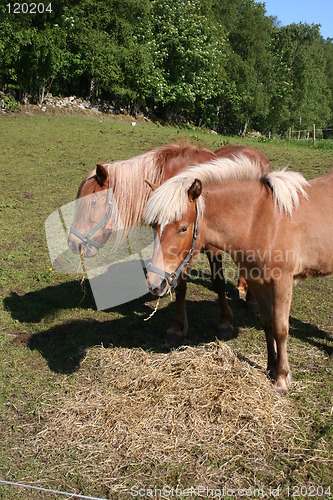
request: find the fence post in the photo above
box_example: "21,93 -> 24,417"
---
313,124 -> 316,144
289,127 -> 291,141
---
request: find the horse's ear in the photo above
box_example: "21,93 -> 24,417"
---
95,163 -> 109,187
188,179 -> 202,201
144,179 -> 159,191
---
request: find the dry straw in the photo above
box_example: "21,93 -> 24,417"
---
30,341 -> 303,495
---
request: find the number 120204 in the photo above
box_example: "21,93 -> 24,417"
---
6,3 -> 52,14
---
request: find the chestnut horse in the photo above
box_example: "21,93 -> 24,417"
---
144,155 -> 333,392
68,143 -> 271,339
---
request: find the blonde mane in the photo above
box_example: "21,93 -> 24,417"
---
103,142 -> 214,231
262,169 -> 309,214
144,154 -> 309,225
105,150 -> 162,231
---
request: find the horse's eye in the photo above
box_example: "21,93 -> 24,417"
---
178,226 -> 188,233
90,201 -> 97,208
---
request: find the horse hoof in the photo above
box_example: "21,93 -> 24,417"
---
166,325 -> 187,338
269,372 -> 291,394
217,323 -> 235,340
164,333 -> 183,348
165,326 -> 186,348
275,386 -> 288,395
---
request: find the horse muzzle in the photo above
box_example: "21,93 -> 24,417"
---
148,277 -> 170,297
145,262 -> 179,297
67,234 -> 99,258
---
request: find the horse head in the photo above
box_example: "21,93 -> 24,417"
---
68,163 -> 114,258
145,179 -> 202,296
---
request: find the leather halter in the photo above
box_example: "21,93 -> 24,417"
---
69,190 -> 113,249
146,202 -> 200,290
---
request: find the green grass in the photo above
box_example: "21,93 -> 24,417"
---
0,112 -> 332,498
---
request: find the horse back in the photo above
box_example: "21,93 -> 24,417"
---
294,170 -> 333,277
215,145 -> 272,174
158,144 -> 216,181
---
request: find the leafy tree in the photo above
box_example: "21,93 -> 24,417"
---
140,0 -> 229,127
322,38 -> 333,130
0,1 -> 71,101
202,0 -> 276,133
64,0 -> 151,109
270,23 -> 330,134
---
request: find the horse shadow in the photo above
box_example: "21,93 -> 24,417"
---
4,280 -> 95,324
4,276 -> 332,375
4,276 -> 233,373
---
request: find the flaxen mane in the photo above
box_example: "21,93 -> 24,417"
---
101,142 -> 214,231
104,150 -> 159,232
144,154 -> 309,226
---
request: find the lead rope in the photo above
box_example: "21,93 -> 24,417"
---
76,184 -> 112,303
144,288 -> 174,322
144,297 -> 160,321
78,249 -> 88,304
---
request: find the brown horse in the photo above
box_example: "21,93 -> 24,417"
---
144,154 -> 333,392
68,143 -> 271,339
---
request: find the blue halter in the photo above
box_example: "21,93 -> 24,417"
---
69,197 -> 113,249
146,203 -> 200,290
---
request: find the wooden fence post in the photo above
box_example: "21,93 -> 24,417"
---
313,124 -> 316,144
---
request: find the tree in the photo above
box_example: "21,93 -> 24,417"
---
140,0 -> 229,127
65,0 -> 152,109
202,0 -> 276,134
322,38 -> 333,131
0,1 -> 71,101
269,23 -> 330,134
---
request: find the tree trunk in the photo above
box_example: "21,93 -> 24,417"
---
39,82 -> 46,104
89,79 -> 95,99
241,121 -> 248,137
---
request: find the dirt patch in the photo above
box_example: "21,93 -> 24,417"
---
11,331 -> 32,345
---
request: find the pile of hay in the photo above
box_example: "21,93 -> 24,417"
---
33,341 -> 300,495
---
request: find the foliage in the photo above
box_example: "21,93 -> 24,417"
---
0,0 -> 332,133
205,0 -> 276,134
322,38 -> 333,128
269,24 -> 330,133
0,93 -> 19,111
140,0 -> 229,127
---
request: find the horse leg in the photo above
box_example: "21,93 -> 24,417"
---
207,253 -> 234,339
270,275 -> 293,393
245,288 -> 259,314
249,276 -> 293,393
166,274 -> 188,340
247,282 -> 276,373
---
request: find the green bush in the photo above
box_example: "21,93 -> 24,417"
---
1,94 -> 19,112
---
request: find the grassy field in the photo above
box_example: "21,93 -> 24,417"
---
0,111 -> 332,499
